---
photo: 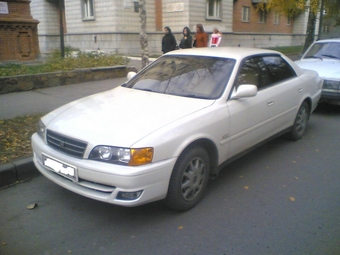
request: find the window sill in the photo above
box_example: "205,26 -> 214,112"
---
206,17 -> 222,21
82,17 -> 96,21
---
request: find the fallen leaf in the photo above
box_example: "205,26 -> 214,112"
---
178,226 -> 184,230
27,203 -> 38,210
239,175 -> 244,178
244,186 -> 249,190
294,177 -> 299,180
2,242 -> 7,246
289,197 -> 296,202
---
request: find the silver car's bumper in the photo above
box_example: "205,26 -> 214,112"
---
32,133 -> 176,207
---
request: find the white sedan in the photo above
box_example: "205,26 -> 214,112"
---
295,38 -> 340,105
32,47 -> 322,211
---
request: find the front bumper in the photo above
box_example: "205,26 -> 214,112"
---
32,133 -> 176,207
321,89 -> 340,105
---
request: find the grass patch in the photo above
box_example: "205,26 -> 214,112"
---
265,45 -> 304,55
0,113 -> 45,164
0,49 -> 129,77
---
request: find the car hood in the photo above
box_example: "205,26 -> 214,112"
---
295,59 -> 340,79
43,86 -> 215,147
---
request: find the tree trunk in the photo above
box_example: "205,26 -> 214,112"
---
303,8 -> 317,53
139,0 -> 149,68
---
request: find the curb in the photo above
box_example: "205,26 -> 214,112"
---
0,157 -> 39,188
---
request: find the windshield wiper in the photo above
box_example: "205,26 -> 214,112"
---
135,88 -> 154,92
321,54 -> 340,60
304,56 -> 323,60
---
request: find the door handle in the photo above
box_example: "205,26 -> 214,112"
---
267,101 -> 274,106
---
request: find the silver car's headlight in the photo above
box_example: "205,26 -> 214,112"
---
323,80 -> 340,90
37,120 -> 46,140
89,146 -> 153,166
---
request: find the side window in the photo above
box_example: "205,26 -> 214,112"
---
262,56 -> 297,84
82,0 -> 95,20
235,57 -> 269,90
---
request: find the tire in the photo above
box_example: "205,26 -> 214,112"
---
287,101 -> 310,141
165,146 -> 210,211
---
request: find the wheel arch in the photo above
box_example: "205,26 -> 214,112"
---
178,138 -> 219,177
304,97 -> 312,116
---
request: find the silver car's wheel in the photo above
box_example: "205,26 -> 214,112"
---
165,146 -> 210,211
287,101 -> 310,141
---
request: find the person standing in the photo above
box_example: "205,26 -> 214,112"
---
194,24 -> 208,47
162,26 -> 178,54
210,28 -> 222,47
179,26 -> 193,49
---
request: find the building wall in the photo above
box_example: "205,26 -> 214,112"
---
29,0 -> 312,57
233,0 -> 293,34
0,0 -> 40,62
30,0 -> 59,55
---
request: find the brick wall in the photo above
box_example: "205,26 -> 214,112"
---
0,0 -> 40,62
233,0 -> 293,34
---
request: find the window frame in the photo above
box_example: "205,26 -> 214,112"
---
274,12 -> 280,25
242,6 -> 250,22
206,0 -> 221,20
82,0 -> 95,21
259,9 -> 266,23
287,16 -> 292,26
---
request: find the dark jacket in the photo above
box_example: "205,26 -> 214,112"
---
179,26 -> 193,49
162,26 -> 178,54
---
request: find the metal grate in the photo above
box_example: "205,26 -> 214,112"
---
46,130 -> 87,158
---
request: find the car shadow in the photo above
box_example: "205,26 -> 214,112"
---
314,102 -> 340,116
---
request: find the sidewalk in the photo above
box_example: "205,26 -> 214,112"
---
0,58 -> 148,188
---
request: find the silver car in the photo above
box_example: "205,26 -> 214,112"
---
295,38 -> 340,105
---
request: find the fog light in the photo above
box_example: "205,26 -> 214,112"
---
117,190 -> 143,201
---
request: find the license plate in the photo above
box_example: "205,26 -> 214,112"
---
42,154 -> 78,181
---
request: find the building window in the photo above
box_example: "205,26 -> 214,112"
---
323,24 -> 330,32
207,0 -> 221,19
287,16 -> 291,25
83,0 -> 95,20
242,6 -> 250,22
259,10 -> 266,23
274,12 -> 280,24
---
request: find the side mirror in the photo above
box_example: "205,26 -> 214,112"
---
127,71 -> 137,81
230,84 -> 257,99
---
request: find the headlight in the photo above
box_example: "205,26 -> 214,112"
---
89,146 -> 153,166
323,80 -> 340,90
37,120 -> 46,140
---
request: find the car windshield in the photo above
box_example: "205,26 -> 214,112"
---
304,42 -> 340,60
124,55 -> 236,99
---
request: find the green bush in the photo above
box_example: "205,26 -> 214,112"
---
0,48 -> 129,77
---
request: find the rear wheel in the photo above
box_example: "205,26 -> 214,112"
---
287,101 -> 310,141
165,146 -> 210,211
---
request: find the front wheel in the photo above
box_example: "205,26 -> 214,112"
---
287,101 -> 310,141
165,146 -> 210,211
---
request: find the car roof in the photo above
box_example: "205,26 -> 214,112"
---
314,38 -> 340,43
164,47 -> 281,60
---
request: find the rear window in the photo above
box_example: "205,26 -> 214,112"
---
125,55 -> 236,99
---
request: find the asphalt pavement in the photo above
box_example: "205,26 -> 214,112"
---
0,58 -> 147,188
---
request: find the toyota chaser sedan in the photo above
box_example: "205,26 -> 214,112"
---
295,38 -> 340,105
32,47 -> 322,211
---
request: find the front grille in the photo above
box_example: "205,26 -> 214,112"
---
46,130 -> 87,158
